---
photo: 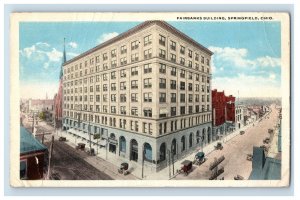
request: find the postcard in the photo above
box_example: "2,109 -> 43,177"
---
10,12 -> 290,187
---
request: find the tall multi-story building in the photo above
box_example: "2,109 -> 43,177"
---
212,89 -> 235,137
62,21 -> 213,171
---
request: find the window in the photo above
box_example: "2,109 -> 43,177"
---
143,122 -> 148,133
201,56 -> 204,64
131,66 -> 138,76
103,53 -> 108,61
170,40 -> 176,50
120,69 -> 126,78
188,72 -> 193,80
195,105 -> 200,113
120,57 -> 127,65
131,53 -> 139,62
103,84 -> 108,91
144,49 -> 152,59
195,63 -> 199,70
180,46 -> 185,54
188,49 -> 193,58
111,94 -> 116,102
188,94 -> 193,102
103,73 -> 108,81
180,94 -> 185,103
111,83 -> 116,91
171,107 -> 176,116
188,83 -> 193,91
171,93 -> 176,103
159,35 -> 166,46
144,78 -> 152,88
96,75 -> 100,82
170,80 -> 177,89
180,57 -> 185,65
159,63 -> 166,73
171,67 -> 177,76
103,94 -> 107,102
111,49 -> 116,58
180,69 -> 185,78
120,82 -> 126,90
131,40 -> 139,50
159,78 -> 166,89
144,64 -> 152,73
103,63 -> 108,70
144,108 -> 152,117
206,58 -> 210,66
120,94 -> 126,102
120,106 -> 126,115
170,54 -> 176,62
111,106 -> 116,113
131,80 -> 138,89
131,93 -> 138,102
131,107 -> 138,116
144,92 -> 152,102
96,85 -> 100,92
103,105 -> 108,113
90,86 -> 93,92
188,61 -> 192,68
196,74 -> 200,81
111,71 -> 116,79
195,53 -> 199,61
195,94 -> 199,102
144,35 -> 152,46
111,60 -> 117,68
121,45 -> 127,54
180,81 -> 185,90
159,49 -> 166,59
96,95 -> 100,102
159,93 -> 166,103
180,106 -> 185,115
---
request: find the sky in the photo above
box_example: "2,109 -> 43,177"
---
19,21 -> 281,99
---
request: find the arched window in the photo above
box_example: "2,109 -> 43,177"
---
181,136 -> 186,152
189,133 -> 193,148
119,136 -> 126,153
171,139 -> 177,155
159,143 -> 166,162
144,143 -> 152,162
130,139 -> 138,162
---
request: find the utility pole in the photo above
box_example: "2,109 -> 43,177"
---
168,149 -> 171,178
42,132 -> 45,144
141,149 -> 145,179
47,135 -> 54,179
105,131 -> 108,160
88,115 -> 92,155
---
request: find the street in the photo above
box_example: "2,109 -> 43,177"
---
174,104 -> 279,180
22,113 -> 113,180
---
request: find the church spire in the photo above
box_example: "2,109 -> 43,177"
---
59,38 -> 66,79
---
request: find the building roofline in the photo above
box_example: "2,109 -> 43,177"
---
63,20 -> 213,66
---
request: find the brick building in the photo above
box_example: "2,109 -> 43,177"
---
212,89 -> 235,138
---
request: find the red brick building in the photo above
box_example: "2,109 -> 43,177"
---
212,89 -> 235,127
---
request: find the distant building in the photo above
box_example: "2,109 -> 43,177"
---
20,126 -> 48,180
235,105 -> 245,129
212,89 -> 235,138
53,39 -> 66,129
28,97 -> 54,122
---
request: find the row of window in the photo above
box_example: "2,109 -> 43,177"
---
64,104 -> 211,118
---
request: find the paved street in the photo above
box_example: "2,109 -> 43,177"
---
174,104 -> 279,180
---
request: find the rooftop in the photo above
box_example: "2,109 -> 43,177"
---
20,126 -> 47,155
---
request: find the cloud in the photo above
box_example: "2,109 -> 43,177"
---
212,74 -> 280,98
256,56 -> 281,67
68,42 -> 78,49
46,48 -> 63,62
209,46 -> 281,70
97,32 -> 119,44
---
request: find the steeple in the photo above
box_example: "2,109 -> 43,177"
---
59,38 -> 66,79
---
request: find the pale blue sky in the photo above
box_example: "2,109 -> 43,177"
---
19,21 -> 281,98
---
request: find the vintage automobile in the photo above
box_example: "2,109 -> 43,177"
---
193,152 -> 206,166
58,136 -> 66,142
215,142 -> 223,150
246,154 -> 253,161
178,160 -> 193,176
240,131 -> 245,135
118,162 -> 129,175
76,143 -> 86,151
